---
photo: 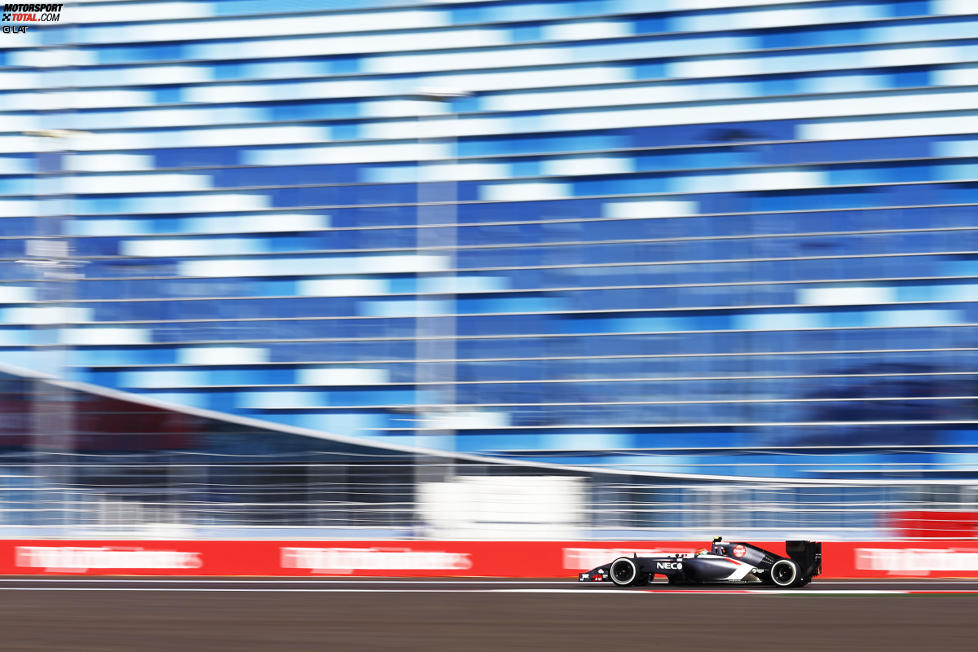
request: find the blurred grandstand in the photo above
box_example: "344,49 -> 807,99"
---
1,0 -> 977,539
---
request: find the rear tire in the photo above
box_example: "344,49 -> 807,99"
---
768,559 -> 801,587
609,557 -> 641,587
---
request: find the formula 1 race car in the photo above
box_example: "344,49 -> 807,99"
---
578,538 -> 821,588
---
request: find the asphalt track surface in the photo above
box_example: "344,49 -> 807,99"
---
1,578 -> 977,652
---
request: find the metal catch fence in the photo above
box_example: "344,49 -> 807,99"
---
2,453 -> 976,540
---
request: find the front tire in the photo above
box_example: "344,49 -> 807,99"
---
768,559 -> 800,587
609,557 -> 641,587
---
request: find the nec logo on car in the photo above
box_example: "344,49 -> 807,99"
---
656,561 -> 682,570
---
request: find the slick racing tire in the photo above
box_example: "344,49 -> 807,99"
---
609,557 -> 640,587
768,559 -> 801,588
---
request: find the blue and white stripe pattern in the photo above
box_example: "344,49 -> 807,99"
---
2,0 -> 978,478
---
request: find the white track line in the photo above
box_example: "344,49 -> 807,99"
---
509,589 -> 876,594
505,588 -> 978,595
3,578 -> 977,585
0,578 -> 570,584
814,580 -> 978,584
0,588 -> 674,594
0,587 -> 975,595
0,588 -> 492,593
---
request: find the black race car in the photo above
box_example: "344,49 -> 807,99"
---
578,537 -> 821,588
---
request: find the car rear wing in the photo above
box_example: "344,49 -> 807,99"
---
785,540 -> 822,577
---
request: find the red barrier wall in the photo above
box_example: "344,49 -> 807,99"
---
3,540 -> 978,578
